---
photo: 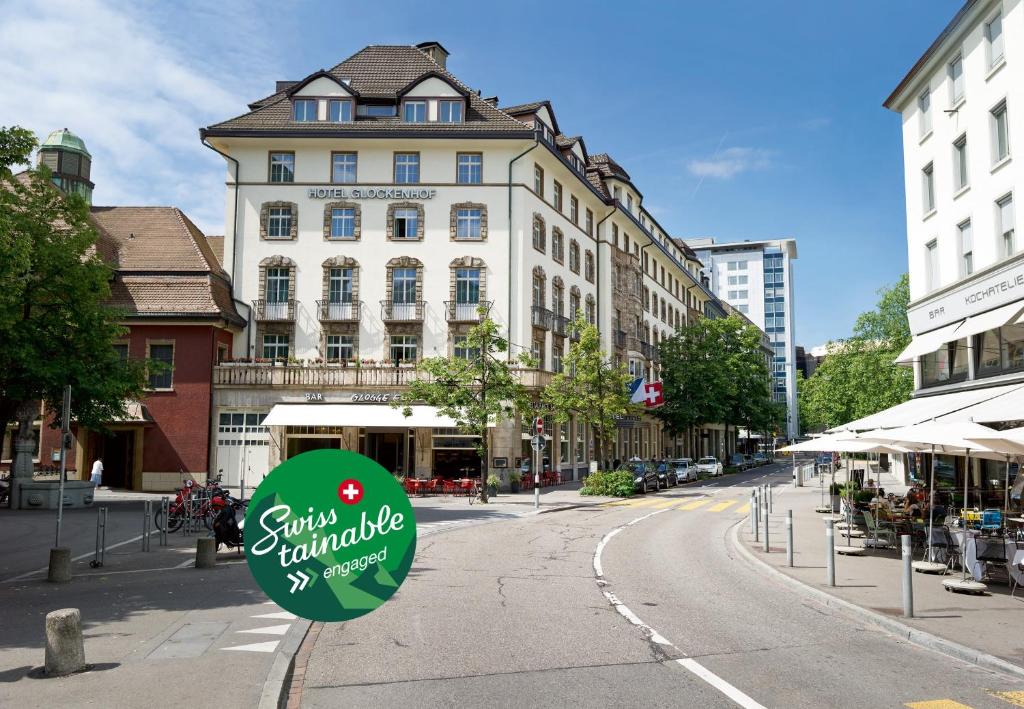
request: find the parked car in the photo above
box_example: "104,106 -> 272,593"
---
695,456 -> 723,477
672,458 -> 696,482
728,453 -> 749,471
742,454 -> 755,469
655,461 -> 678,489
627,461 -> 659,494
753,452 -> 770,466
815,453 -> 833,469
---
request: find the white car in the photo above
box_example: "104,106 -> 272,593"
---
695,456 -> 723,477
671,458 -> 696,482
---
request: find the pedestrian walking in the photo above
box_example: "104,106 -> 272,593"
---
90,458 -> 103,487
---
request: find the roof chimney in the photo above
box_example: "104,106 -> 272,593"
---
416,41 -> 449,70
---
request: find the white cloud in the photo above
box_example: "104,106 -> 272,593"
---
0,0 -> 281,233
687,147 -> 774,180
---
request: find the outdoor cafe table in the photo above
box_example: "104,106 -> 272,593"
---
947,530 -> 1024,585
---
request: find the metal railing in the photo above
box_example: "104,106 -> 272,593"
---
531,306 -> 553,330
551,314 -> 569,337
380,300 -> 425,322
213,364 -> 554,390
316,299 -> 361,322
614,330 -> 627,348
444,300 -> 492,323
252,299 -> 295,321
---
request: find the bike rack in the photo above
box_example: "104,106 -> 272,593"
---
159,496 -> 169,546
89,507 -> 107,568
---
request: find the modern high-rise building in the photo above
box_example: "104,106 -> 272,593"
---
684,238 -> 800,439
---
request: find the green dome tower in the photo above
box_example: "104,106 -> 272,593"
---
37,128 -> 94,204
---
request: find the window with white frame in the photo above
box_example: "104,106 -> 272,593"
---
453,335 -> 479,361
325,334 -> 355,362
330,208 -> 356,239
455,268 -> 481,311
727,260 -> 747,271
389,335 -> 418,362
926,239 -> 940,291
922,162 -> 935,213
954,219 -> 970,276
949,54 -> 964,105
727,290 -> 749,300
992,101 -> 1010,163
394,153 -> 419,183
147,343 -> 174,389
262,334 -> 289,360
986,12 -> 1004,67
533,164 -> 544,197
553,181 -> 563,211
953,135 -> 969,191
403,101 -> 427,123
457,153 -> 482,184
438,100 -> 463,123
267,207 -> 292,238
569,195 -> 579,224
293,99 -> 316,122
269,152 -> 294,183
455,208 -> 482,239
328,99 -> 353,122
999,194 -> 1015,258
584,251 -> 595,282
332,153 -> 357,183
918,89 -> 932,137
392,268 -> 417,304
393,208 -> 419,239
569,240 -> 580,273
328,268 -> 353,305
727,275 -> 748,286
266,268 -> 289,303
552,344 -> 563,373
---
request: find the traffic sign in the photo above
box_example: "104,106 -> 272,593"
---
534,417 -> 544,434
531,435 -> 545,451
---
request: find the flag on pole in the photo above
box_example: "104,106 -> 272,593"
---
627,377 -> 665,408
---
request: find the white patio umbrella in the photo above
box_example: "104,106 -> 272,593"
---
860,420 -> 1001,592
963,425 -> 1024,513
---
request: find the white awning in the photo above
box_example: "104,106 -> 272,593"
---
953,301 -> 1024,341
894,320 -> 964,363
830,382 -> 1023,432
263,404 -> 462,428
936,383 -> 1024,424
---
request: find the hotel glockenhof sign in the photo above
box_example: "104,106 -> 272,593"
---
908,259 -> 1024,334
308,187 -> 437,200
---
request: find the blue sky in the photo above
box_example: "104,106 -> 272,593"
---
0,0 -> 964,346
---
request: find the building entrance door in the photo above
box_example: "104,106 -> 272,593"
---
101,430 -> 135,489
365,431 -> 413,475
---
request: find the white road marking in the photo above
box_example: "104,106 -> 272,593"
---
223,640 -> 280,653
238,624 -> 291,636
2,533 -> 145,583
253,611 -> 296,620
593,508 -> 766,709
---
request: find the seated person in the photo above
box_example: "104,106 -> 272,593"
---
903,496 -> 922,517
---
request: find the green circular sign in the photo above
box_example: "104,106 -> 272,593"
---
244,449 -> 417,622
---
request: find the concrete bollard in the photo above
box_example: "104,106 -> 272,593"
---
901,534 -> 914,618
47,547 -> 72,583
44,608 -> 86,676
195,538 -> 217,568
825,519 -> 836,587
786,510 -> 794,567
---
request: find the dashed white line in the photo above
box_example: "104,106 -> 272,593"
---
593,509 -> 767,709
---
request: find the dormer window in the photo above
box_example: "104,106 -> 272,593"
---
403,101 -> 427,123
293,99 -> 317,122
438,100 -> 463,123
359,104 -> 398,117
328,99 -> 353,122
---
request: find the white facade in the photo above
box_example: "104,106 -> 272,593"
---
686,238 -> 800,439
888,0 -> 1024,397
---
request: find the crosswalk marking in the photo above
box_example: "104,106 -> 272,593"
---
708,500 -> 738,512
653,499 -> 683,509
991,690 -> 1024,707
253,611 -> 296,620
735,504 -> 750,515
905,701 -> 974,709
223,640 -> 279,653
625,498 -> 664,508
238,624 -> 291,636
679,499 -> 712,510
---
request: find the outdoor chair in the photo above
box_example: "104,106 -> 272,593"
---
1011,542 -> 1023,598
939,527 -> 963,573
974,536 -> 1009,584
403,478 -> 417,496
442,479 -> 457,497
980,509 -> 1003,535
862,511 -> 897,548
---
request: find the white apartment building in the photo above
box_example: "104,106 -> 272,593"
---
855,0 -> 1024,501
201,42 -> 732,488
685,238 -> 800,439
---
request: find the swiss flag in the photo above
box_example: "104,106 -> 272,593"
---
643,381 -> 664,408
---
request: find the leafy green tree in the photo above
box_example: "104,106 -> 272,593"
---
0,126 -> 147,476
798,276 -> 913,431
399,312 -> 531,503
541,314 -> 634,468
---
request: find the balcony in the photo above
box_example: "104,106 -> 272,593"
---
629,337 -> 657,361
444,300 -> 493,323
213,364 -> 553,391
252,299 -> 295,321
316,299 -> 361,323
380,300 -> 425,323
687,306 -> 703,323
551,313 -> 569,337
614,330 -> 627,348
531,306 -> 553,330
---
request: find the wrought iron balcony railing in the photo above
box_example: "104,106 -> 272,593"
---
252,299 -> 295,321
444,300 -> 493,323
380,300 -> 425,323
316,299 -> 361,322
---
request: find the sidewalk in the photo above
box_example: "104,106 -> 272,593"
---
735,476 -> 1024,675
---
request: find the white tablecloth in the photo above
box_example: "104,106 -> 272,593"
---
950,531 -> 1024,584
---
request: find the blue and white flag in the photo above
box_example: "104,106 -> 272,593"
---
627,377 -> 647,404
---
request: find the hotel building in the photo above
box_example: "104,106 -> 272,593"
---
201,42 -> 735,489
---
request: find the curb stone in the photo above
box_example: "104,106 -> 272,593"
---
727,518 -> 1024,682
259,617 -> 313,709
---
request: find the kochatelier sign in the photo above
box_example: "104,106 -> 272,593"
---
908,259 -> 1024,334
307,187 -> 437,200
245,449 -> 416,622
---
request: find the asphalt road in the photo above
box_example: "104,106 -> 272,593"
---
300,463 -> 1024,708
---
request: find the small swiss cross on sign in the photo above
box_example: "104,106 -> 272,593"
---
337,479 -> 364,505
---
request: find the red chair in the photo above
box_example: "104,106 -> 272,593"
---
459,479 -> 475,497
521,475 -> 533,491
425,479 -> 438,496
442,479 -> 457,496
403,478 -> 417,495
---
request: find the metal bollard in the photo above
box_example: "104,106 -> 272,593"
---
159,497 -> 169,546
786,510 -> 794,567
768,484 -> 774,513
826,519 -> 836,587
90,507 -> 107,568
901,534 -> 914,618
750,491 -> 757,535
754,490 -> 760,542
763,500 -> 770,553
141,501 -> 152,552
